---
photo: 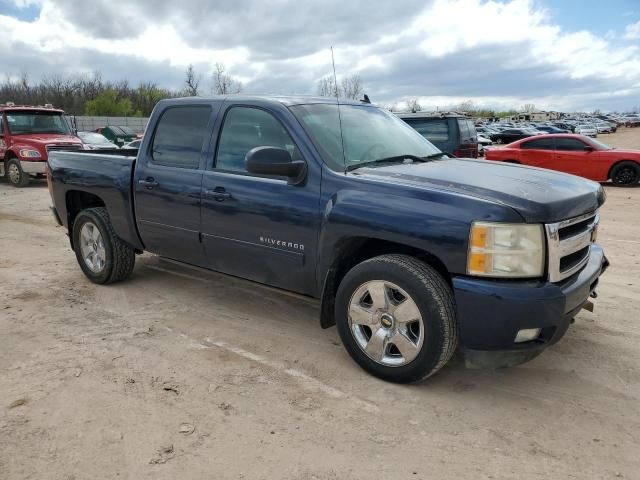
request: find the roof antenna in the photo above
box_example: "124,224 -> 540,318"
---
331,46 -> 348,175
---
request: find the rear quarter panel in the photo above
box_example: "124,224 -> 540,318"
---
484,146 -> 519,162
48,151 -> 143,250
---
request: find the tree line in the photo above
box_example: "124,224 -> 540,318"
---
2,67 -> 625,117
0,63 -> 244,116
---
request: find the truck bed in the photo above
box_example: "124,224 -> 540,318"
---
48,150 -> 143,250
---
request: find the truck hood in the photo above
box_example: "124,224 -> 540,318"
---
352,158 -> 604,223
12,134 -> 82,146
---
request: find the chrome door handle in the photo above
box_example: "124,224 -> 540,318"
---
138,177 -> 159,188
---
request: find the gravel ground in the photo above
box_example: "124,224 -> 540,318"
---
1,129 -> 639,479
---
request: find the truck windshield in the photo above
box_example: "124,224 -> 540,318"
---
6,111 -> 72,135
290,104 -> 441,172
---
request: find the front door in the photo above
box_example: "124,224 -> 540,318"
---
553,137 -> 589,176
133,104 -> 215,266
200,104 -> 320,295
519,137 -> 555,169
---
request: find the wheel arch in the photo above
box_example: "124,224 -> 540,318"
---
319,237 -> 451,329
607,159 -> 640,181
65,190 -> 106,248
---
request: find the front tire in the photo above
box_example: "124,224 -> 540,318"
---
610,161 -> 639,186
72,207 -> 135,284
335,254 -> 457,383
6,159 -> 29,187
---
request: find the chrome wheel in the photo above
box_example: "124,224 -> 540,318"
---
348,280 -> 424,367
79,222 -> 106,273
8,163 -> 21,184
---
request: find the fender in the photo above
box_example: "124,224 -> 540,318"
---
314,186 -> 524,327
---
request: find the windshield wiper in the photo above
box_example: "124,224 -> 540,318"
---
425,152 -> 450,159
346,154 -> 429,172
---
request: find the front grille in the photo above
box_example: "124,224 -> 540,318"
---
545,211 -> 598,282
46,144 -> 83,153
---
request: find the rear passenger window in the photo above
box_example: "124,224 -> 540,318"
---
215,107 -> 301,173
403,118 -> 450,142
151,106 -> 211,169
555,138 -> 587,151
521,138 -> 554,150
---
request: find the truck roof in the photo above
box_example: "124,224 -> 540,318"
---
156,95 -> 373,108
0,105 -> 65,113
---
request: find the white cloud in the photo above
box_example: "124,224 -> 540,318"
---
625,20 -> 640,40
0,0 -> 639,111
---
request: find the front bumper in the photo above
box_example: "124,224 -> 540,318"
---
452,245 -> 608,368
20,160 -> 47,174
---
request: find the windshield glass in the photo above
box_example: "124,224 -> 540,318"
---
78,132 -> 112,144
6,111 -> 71,135
290,104 -> 440,171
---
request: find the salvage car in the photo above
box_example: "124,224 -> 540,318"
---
0,103 -> 83,186
484,134 -> 640,185
77,131 -> 118,150
491,128 -> 537,144
47,96 -> 608,383
398,113 -> 479,158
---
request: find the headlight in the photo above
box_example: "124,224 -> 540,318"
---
19,148 -> 41,158
467,222 -> 545,278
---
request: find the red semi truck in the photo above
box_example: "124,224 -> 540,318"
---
0,103 -> 83,187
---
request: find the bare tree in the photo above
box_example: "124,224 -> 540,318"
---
212,62 -> 242,95
522,103 -> 536,112
317,74 -> 363,99
340,74 -> 363,100
457,100 -> 475,113
406,98 -> 422,113
317,75 -> 339,97
184,64 -> 201,96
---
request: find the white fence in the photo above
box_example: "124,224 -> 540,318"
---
73,116 -> 149,133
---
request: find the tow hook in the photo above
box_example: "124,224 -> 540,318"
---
590,290 -> 598,299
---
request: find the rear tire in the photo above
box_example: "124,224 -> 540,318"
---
610,161 -> 639,186
335,254 -> 457,383
72,207 -> 135,284
6,159 -> 29,187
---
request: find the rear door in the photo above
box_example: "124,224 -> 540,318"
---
134,104 -> 217,266
519,137 -> 555,169
553,137 -> 589,176
456,118 -> 478,158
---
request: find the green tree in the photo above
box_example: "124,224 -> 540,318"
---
84,89 -> 133,116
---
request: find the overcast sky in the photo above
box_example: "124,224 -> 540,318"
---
1,0 -> 639,112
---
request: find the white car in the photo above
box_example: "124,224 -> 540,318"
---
121,139 -> 142,149
574,125 -> 597,137
594,123 -> 613,134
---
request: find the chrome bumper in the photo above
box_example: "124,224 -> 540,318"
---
20,160 -> 47,174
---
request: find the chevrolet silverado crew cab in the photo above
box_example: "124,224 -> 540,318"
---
47,96 -> 608,383
1,103 -> 83,187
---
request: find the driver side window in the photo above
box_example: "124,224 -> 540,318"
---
215,107 -> 301,173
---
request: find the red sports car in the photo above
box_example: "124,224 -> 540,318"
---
484,134 -> 640,185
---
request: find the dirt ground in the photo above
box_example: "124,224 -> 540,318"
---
1,129 -> 639,480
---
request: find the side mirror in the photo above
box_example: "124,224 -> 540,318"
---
245,146 -> 306,185
583,145 -> 594,152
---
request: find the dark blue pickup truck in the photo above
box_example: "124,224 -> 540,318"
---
47,96 -> 608,383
